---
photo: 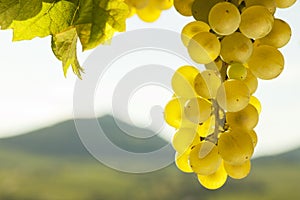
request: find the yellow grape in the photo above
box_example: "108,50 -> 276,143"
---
227,63 -> 248,80
192,0 -> 225,23
257,19 -> 292,48
153,0 -> 173,10
125,0 -> 149,9
184,97 -> 212,124
275,0 -> 297,8
189,141 -> 222,175
247,45 -> 284,80
218,129 -> 254,165
174,0 -> 194,16
226,104 -> 259,130
205,58 -> 223,71
194,70 -> 222,99
127,6 -> 136,18
172,128 -> 200,154
197,161 -> 228,190
224,160 -> 251,179
164,97 -> 185,128
242,68 -> 258,94
188,32 -> 221,64
175,151 -> 193,173
181,21 -> 210,47
239,6 -> 274,39
249,96 -> 262,114
208,2 -> 241,35
197,115 -> 215,137
171,65 -> 199,98
220,32 -> 253,64
248,129 -> 258,147
136,4 -> 161,22
244,0 -> 276,14
216,79 -> 250,112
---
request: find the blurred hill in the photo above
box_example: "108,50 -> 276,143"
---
0,115 -> 299,200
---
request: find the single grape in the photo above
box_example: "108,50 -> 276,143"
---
175,150 -> 193,173
247,45 -> 284,80
197,161 -> 228,190
249,96 -> 262,114
218,129 -> 254,165
242,68 -> 258,94
153,0 -> 173,10
244,0 -> 276,14
192,0 -> 225,23
184,97 -> 212,124
216,79 -> 250,112
172,65 -> 199,98
220,32 -> 253,63
247,129 -> 258,147
136,3 -> 161,22
188,32 -> 221,64
275,0 -> 297,8
239,6 -> 274,39
189,141 -> 222,175
257,19 -> 292,48
181,21 -> 210,47
194,70 -> 222,99
164,97 -> 185,128
174,0 -> 194,16
224,160 -> 251,179
226,104 -> 259,130
172,128 -> 200,154
209,2 -> 241,35
227,63 -> 248,80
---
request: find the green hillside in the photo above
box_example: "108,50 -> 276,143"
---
0,115 -> 299,200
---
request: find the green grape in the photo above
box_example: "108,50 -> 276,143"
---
174,0 -> 194,16
125,0 -> 149,9
242,68 -> 258,94
184,97 -> 212,124
220,32 -> 253,63
189,141 -> 222,175
171,65 -> 199,97
172,128 -> 200,154
224,160 -> 251,179
227,63 -> 248,80
136,4 -> 161,22
249,96 -> 262,114
175,150 -> 193,173
218,129 -> 254,165
257,19 -> 291,48
194,70 -> 222,99
275,0 -> 296,8
181,21 -> 210,47
164,97 -> 185,128
226,104 -> 259,130
208,2 -> 241,35
197,161 -> 228,190
153,0 -> 173,10
188,32 -> 221,64
239,6 -> 274,39
197,115 -> 215,137
216,79 -> 250,112
205,57 -> 223,71
244,0 -> 276,14
192,0 -> 225,23
248,129 -> 258,147
247,45 -> 284,80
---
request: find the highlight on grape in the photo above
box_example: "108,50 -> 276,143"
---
164,0 -> 295,190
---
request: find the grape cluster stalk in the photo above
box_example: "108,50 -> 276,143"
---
164,0 -> 295,190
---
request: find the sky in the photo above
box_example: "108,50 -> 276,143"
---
0,2 -> 300,158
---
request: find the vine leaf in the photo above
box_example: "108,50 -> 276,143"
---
15,0 -> 43,21
10,0 -> 77,41
0,0 -> 20,29
74,0 -> 128,50
51,27 -> 83,79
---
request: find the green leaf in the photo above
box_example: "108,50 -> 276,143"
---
51,27 -> 83,79
0,0 -> 19,29
15,0 -> 43,21
75,0 -> 128,50
10,0 -> 78,41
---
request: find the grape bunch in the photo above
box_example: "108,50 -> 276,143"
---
165,0 -> 295,190
125,0 -> 173,22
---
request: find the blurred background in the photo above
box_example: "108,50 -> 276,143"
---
0,1 -> 300,199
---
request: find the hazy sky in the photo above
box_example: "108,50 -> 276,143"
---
0,2 -> 300,157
